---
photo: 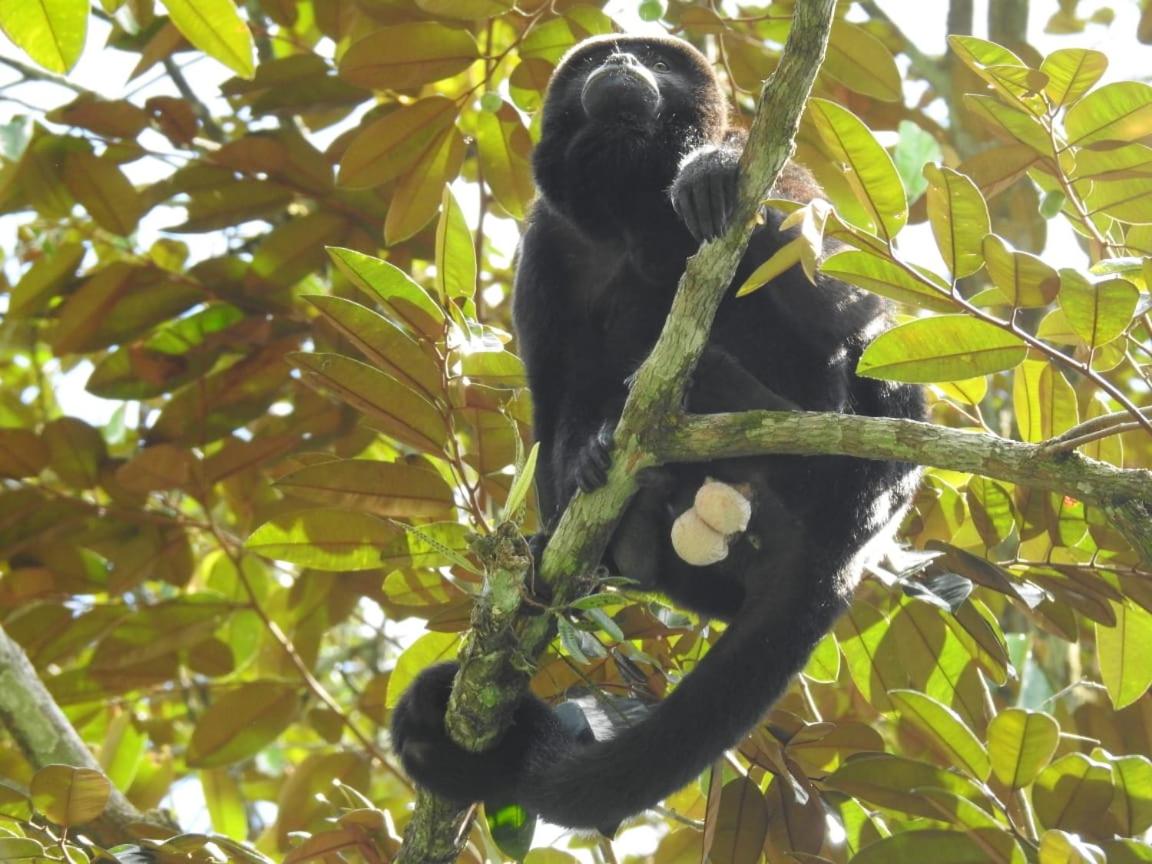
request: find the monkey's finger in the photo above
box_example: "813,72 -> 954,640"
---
724,171 -> 738,227
692,183 -> 715,241
576,460 -> 608,492
676,188 -> 702,240
708,174 -> 728,237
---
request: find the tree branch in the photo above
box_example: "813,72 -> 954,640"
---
394,2 -> 838,860
0,626 -> 174,846
658,411 -> 1152,563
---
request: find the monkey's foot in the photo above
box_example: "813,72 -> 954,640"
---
670,479 -> 752,566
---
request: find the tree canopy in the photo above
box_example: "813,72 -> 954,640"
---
0,1 -> 1150,863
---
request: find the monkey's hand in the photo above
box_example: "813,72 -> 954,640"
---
573,422 -> 614,492
670,480 -> 752,566
392,662 -> 527,804
670,146 -> 739,242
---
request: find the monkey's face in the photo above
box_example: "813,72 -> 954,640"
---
544,36 -> 725,136
531,35 -> 728,228
580,51 -> 663,122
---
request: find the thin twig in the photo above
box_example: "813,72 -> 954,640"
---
162,57 -> 225,142
0,54 -> 87,93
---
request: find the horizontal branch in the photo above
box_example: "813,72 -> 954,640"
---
658,411 -> 1152,563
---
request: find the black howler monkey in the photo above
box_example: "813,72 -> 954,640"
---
391,34 -> 925,832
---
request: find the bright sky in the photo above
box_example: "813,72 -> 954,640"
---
0,0 -> 1147,855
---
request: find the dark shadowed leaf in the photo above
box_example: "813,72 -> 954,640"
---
338,97 -> 458,190
275,459 -> 456,518
476,100 -> 535,220
339,23 -> 478,90
712,777 -> 768,864
187,682 -> 297,767
290,353 -> 447,454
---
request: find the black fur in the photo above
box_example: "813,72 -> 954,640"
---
392,35 -> 925,831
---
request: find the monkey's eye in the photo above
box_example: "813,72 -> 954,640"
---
652,60 -> 669,72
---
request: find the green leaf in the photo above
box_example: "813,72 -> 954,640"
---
803,632 -> 840,684
1012,360 -> 1078,443
386,632 -> 460,708
857,315 -> 1028,382
202,768 -> 247,840
1057,271 -> 1139,347
435,186 -> 476,301
823,20 -> 901,102
820,249 -> 954,312
583,607 -> 624,642
1096,600 -> 1152,709
475,100 -> 535,220
415,0 -> 514,19
386,128 -> 466,245
504,442 -> 538,519
1037,830 -> 1106,864
1109,754 -> 1152,838
893,121 -> 942,203
964,95 -> 1052,153
1066,82 -> 1152,146
735,236 -> 805,297
290,352 -> 447,454
161,0 -> 254,78
339,23 -> 478,90
890,690 -> 990,781
523,850 -> 578,864
825,753 -> 989,820
327,247 -> 445,339
982,234 -> 1060,307
246,510 -> 470,571
0,838 -> 46,858
786,722 -> 883,777
338,97 -> 458,190
305,295 -> 441,401
187,682 -> 296,768
487,801 -> 536,861
0,0 -> 88,73
838,601 -> 899,711
1041,48 -> 1108,108
1032,753 -> 1115,836
30,766 -> 110,826
808,98 -> 907,239
8,242 -> 84,317
275,459 -> 456,519
1080,175 -> 1152,224
60,150 -> 142,235
924,164 -> 990,279
852,828 -> 1025,864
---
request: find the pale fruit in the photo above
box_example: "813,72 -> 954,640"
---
694,480 -> 752,535
671,509 -> 728,566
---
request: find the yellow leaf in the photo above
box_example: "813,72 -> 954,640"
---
161,0 -> 254,78
0,0 -> 88,73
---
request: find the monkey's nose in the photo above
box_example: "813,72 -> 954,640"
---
603,52 -> 641,68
